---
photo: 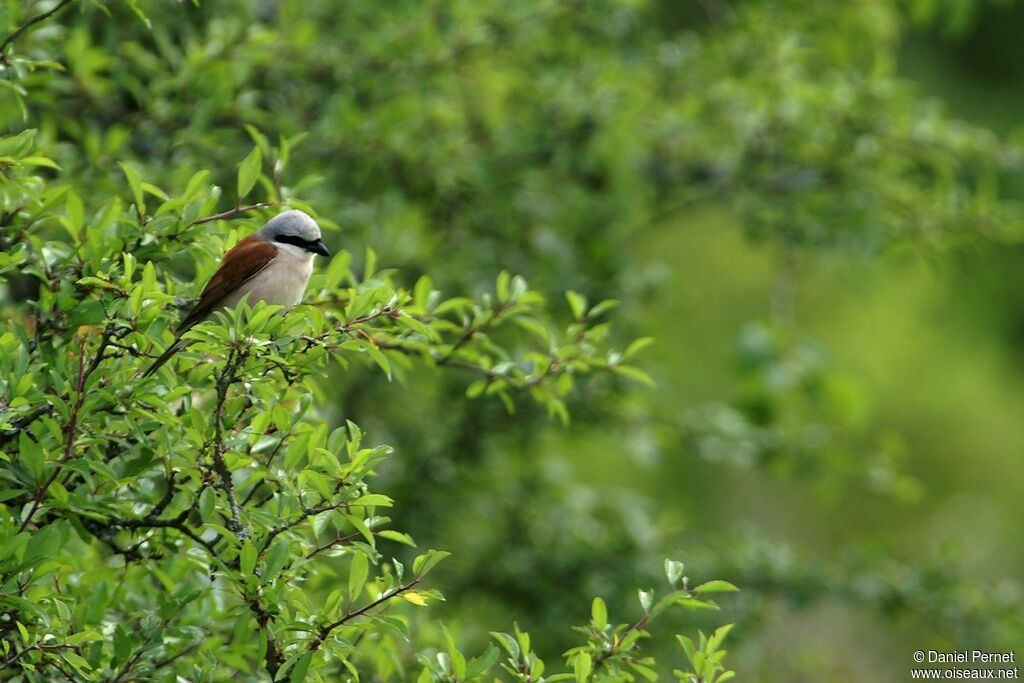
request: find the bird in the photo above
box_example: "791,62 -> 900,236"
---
142,209 -> 330,378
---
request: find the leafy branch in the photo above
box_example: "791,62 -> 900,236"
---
17,324 -> 119,533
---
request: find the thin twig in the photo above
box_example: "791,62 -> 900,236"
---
1,642 -> 75,668
592,614 -> 650,669
309,578 -> 421,652
260,499 -> 349,552
108,613 -> 177,683
0,0 -> 76,63
304,531 -> 362,559
209,348 -> 248,539
151,642 -> 200,670
188,202 -> 275,227
441,302 -> 511,363
109,511 -> 217,556
0,403 -> 54,445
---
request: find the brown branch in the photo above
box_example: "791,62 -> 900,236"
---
304,531 -> 361,559
108,613 -> 177,683
260,498 -> 349,553
108,510 -> 218,556
188,202 -> 275,227
0,403 -> 54,445
376,339 -> 546,389
146,471 -> 180,520
151,642 -> 200,671
308,578 -> 421,653
249,595 -> 283,679
1,642 -> 76,669
441,301 -> 511,363
0,0 -> 76,63
210,348 -> 248,539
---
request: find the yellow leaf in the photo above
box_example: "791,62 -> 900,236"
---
402,591 -> 428,606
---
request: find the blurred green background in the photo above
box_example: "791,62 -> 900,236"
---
3,0 -> 1023,679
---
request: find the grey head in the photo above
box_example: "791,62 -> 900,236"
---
256,210 -> 330,258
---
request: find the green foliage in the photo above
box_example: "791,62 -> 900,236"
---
0,129 -> 686,678
674,625 -> 734,683
415,562 -> 737,683
3,0 -> 1024,680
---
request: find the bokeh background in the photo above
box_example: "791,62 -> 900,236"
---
3,0 -> 1023,679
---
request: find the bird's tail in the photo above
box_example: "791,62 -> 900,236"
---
141,338 -> 183,378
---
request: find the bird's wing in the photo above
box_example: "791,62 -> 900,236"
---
176,235 -> 278,332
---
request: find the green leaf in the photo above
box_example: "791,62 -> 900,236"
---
237,146 -> 263,200
263,540 -> 291,582
123,0 -> 152,27
611,364 -> 654,386
142,261 -> 157,292
290,652 -> 313,683
378,529 -> 416,546
363,246 -> 377,280
0,129 -> 36,157
345,514 -> 375,547
638,589 -> 653,613
566,290 -> 587,320
631,662 -> 658,681
112,624 -> 132,665
182,169 -> 211,204
677,634 -> 697,665
20,155 -> 59,169
707,623 -> 734,651
574,651 -> 592,683
0,532 -> 30,564
412,549 -> 450,577
496,271 -> 511,302
693,580 -> 740,595
490,631 -> 519,658
65,191 -> 84,238
365,343 -> 391,379
61,651 -> 93,673
65,631 -> 104,645
351,493 -> 392,507
466,646 -> 500,678
665,559 -> 685,586
120,162 -> 146,215
199,487 -> 216,523
623,337 -> 655,359
591,597 -> 607,630
240,541 -> 257,576
19,432 -> 44,480
348,551 -> 368,602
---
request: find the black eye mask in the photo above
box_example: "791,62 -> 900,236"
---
274,234 -> 330,257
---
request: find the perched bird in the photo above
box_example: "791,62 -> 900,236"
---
142,209 -> 330,378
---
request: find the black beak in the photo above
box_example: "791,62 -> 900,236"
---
309,240 -> 331,257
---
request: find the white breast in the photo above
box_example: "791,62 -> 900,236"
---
222,246 -> 314,309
